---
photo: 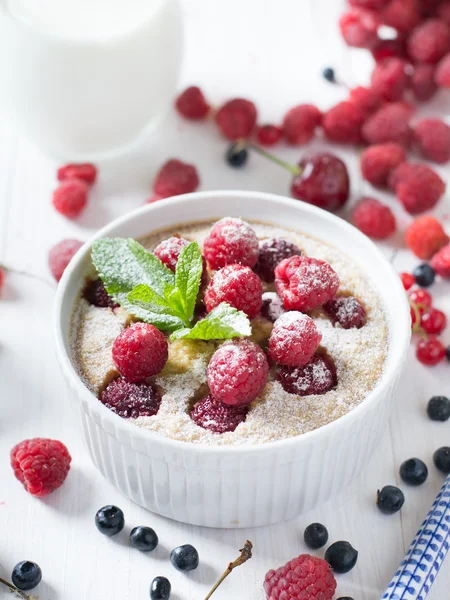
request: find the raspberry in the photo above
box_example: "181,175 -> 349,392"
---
401,272 -> 415,290
112,323 -> 168,383
410,64 -> 438,101
349,0 -> 389,7
348,86 -> 382,116
414,119 -> 450,164
190,394 -> 248,433
276,355 -> 337,396
57,163 -> 97,185
408,19 -> 450,64
405,215 -> 449,259
206,340 -> 269,406
352,197 -> 396,239
11,438 -> 71,497
203,217 -> 259,270
215,98 -> 257,140
204,264 -> 262,318
153,159 -> 200,199
52,179 -> 89,219
323,296 -> 367,328
154,236 -> 189,271
275,255 -> 340,312
264,554 -> 337,600
48,238 -> 83,282
175,86 -> 210,120
322,101 -> 365,144
431,244 -> 450,278
436,52 -> 450,87
437,1 -> 450,25
371,58 -> 410,101
416,336 -> 446,366
362,103 -> 412,146
83,278 -> 119,309
371,36 -> 407,61
283,105 -> 322,145
339,8 -> 380,48
387,160 -> 413,190
360,142 -> 406,186
393,164 -> 445,214
100,377 -> 161,418
260,292 -> 286,323
291,153 -> 350,211
256,124 -> 283,146
269,312 -> 322,367
421,308 -> 447,334
254,237 -> 301,283
381,0 -> 422,33
0,267 -> 5,294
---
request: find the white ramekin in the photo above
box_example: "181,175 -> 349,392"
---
54,191 -> 411,528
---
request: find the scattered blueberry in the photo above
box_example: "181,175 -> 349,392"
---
170,544 -> 199,572
446,346 -> 450,362
337,598 -> 354,600
150,576 -> 171,600
304,522 -> 329,549
377,485 -> 405,514
427,396 -> 450,422
322,67 -> 336,83
413,263 -> 436,288
11,561 -> 42,591
400,458 -> 428,486
325,541 -> 358,574
130,526 -> 159,552
226,143 -> 248,168
433,447 -> 450,474
95,505 -> 125,537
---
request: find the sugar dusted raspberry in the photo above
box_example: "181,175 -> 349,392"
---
416,336 -> 446,366
275,255 -> 340,312
277,355 -> 337,397
190,394 -> 248,433
204,264 -> 262,319
438,1 -> 450,25
436,52 -> 450,87
283,105 -> 322,145
414,119 -> 450,164
371,58 -> 410,101
100,377 -> 161,418
207,340 -> 269,406
154,236 -> 189,271
322,101 -> 365,144
269,312 -> 322,367
393,164 -> 445,214
411,64 -> 438,101
112,323 -> 168,383
175,86 -> 210,120
260,292 -> 286,323
348,86 -> 382,116
339,8 -> 380,48
323,296 -> 367,329
431,244 -> 450,278
381,0 -> 422,33
215,98 -> 257,140
57,163 -> 97,185
203,217 -> 259,270
48,238 -> 83,282
255,237 -> 301,283
153,159 -> 200,199
360,142 -> 406,186
11,438 -> 71,497
52,179 -> 89,219
401,272 -> 415,290
352,197 -> 396,239
408,19 -> 450,64
362,103 -> 412,146
256,124 -> 283,146
83,278 -> 119,309
405,216 -> 449,259
371,36 -> 407,61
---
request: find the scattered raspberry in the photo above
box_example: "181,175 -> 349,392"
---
371,58 -> 410,101
11,438 -> 71,497
100,377 -> 161,418
348,86 -> 382,116
269,312 -> 322,367
256,124 -> 283,146
323,296 -> 367,328
431,244 -> 450,278
387,160 -> 413,190
52,179 -> 89,219
264,554 -> 337,600
405,216 -> 449,259
401,272 -> 415,290
112,323 -> 168,383
322,101 -> 365,144
215,98 -> 257,140
48,239 -> 83,282
410,64 -> 438,101
360,142 -> 406,186
254,237 -> 301,283
154,236 -> 189,272
204,264 -> 262,319
437,1 -> 450,25
414,119 -> 450,164
207,340 -> 269,406
0,267 -> 5,294
421,308 -> 447,334
260,292 -> 286,323
349,0 -> 389,8
435,52 -> 450,87
57,163 -> 97,185
276,355 -> 337,396
175,86 -> 210,120
362,102 -> 412,146
190,394 -> 248,433
339,8 -> 380,48
203,217 -> 259,270
275,255 -> 340,312
408,19 -> 450,64
153,159 -> 200,199
283,105 -> 322,145
371,36 -> 407,62
416,336 -> 446,366
381,0 -> 422,34
352,197 -> 396,239
393,163 -> 445,214
83,278 -> 119,309
410,288 -> 433,309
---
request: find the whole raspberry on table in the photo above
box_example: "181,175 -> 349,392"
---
48,238 -> 83,282
190,394 -> 248,433
112,323 -> 168,383
153,159 -> 200,199
153,236 -> 189,272
323,296 -> 367,329
269,312 -> 322,367
175,86 -> 210,120
206,340 -> 269,406
260,291 -> 286,323
277,354 -> 337,396
431,244 -> 450,278
100,377 -> 161,418
352,197 -> 396,239
52,179 -> 89,219
83,278 -> 119,309
405,216 -> 449,259
339,8 -> 380,48
348,86 -> 382,116
264,554 -> 337,600
360,142 -> 406,187
57,163 -> 97,185
416,336 -> 446,366
204,264 -> 263,319
362,102 -> 412,146
254,237 -> 301,283
11,438 -> 71,497
410,64 -> 438,101
203,217 -> 259,270
435,52 -> 450,87
0,267 -> 4,294
256,124 -> 283,146
380,0 -> 422,34
371,36 -> 407,62
371,58 -> 410,101
215,98 -> 257,140
414,119 -> 450,164
282,104 -> 322,145
322,101 -> 365,144
392,163 -> 445,214
407,19 -> 450,64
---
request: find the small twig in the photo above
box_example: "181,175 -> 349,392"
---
0,576 -> 33,600
1,265 -> 55,290
246,142 -> 301,176
204,540 -> 253,600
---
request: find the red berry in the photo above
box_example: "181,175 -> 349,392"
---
11,438 -> 71,497
409,288 -> 432,308
431,243 -> 450,278
52,179 -> 89,219
414,119 -> 450,164
283,105 -> 322,145
410,64 -> 438,101
0,267 -> 5,294
421,308 -> 447,334
215,98 -> 257,140
401,272 -> 415,290
83,278 -> 119,309
291,153 -> 350,211
260,292 -> 286,323
323,296 -> 367,328
416,336 -> 446,366
352,197 -> 396,239
276,354 -> 337,396
371,36 -> 407,62
57,163 -> 97,185
153,236 -> 189,272
256,124 -> 283,146
100,377 -> 161,418
204,264 -> 262,319
153,159 -> 200,199
254,237 -> 301,283
371,58 -> 411,101
322,101 -> 365,144
348,86 -> 383,116
394,164 -> 445,214
360,142 -> 406,187
405,215 -> 449,259
207,340 -> 269,406
203,217 -> 259,270
437,1 -> 450,25
112,323 -> 168,383
190,394 -> 248,433
269,312 -> 321,367
381,0 -> 422,34
411,305 -> 418,326
362,102 -> 412,146
436,52 -> 450,87
175,86 -> 210,120
339,8 -> 380,48
349,0 -> 390,8
408,19 -> 450,64
48,238 -> 83,282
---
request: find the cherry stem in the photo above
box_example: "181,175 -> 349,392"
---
245,142 -> 301,176
204,540 -> 253,600
0,577 -> 33,599
1,265 -> 54,289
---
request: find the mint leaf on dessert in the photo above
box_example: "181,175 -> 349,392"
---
173,242 -> 203,321
127,284 -> 178,315
170,303 -> 251,341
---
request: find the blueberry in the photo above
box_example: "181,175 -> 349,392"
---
322,67 -> 336,83
400,458 -> 428,486
427,396 -> 450,421
11,561 -> 42,591
130,526 -> 158,552
304,522 -> 329,549
446,346 -> 450,362
413,264 -> 435,288
377,485 -> 405,514
325,541 -> 358,574
95,505 -> 125,537
434,447 -> 450,474
226,143 -> 248,168
337,598 -> 354,600
170,544 -> 199,572
150,576 -> 171,600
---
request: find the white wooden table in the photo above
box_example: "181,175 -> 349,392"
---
1,1 -> 449,599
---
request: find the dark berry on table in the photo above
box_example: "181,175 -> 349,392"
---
304,523 -> 329,549
433,447 -> 450,474
400,458 -> 428,486
416,336 -> 446,367
170,544 -> 199,572
260,292 -> 286,323
11,561 -> 42,591
226,143 -> 249,168
130,526 -> 159,552
100,378 -> 161,419
83,278 -> 118,309
323,296 -> 367,329
204,264 -> 263,319
325,541 -> 358,574
112,323 -> 168,382
446,346 -> 450,362
413,264 -> 436,288
190,395 -> 248,433
322,67 -> 336,82
377,485 -> 405,514
428,396 -> 450,421
95,505 -> 125,537
277,354 -> 337,396
256,124 -> 283,146
203,217 -> 259,270
150,576 -> 171,600
254,237 -> 301,283
336,598 -> 354,600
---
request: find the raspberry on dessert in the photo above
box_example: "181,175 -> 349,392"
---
275,255 -> 340,312
268,312 -> 322,367
381,0 -> 422,33
204,264 -> 263,319
405,216 -> 449,259
206,340 -> 269,406
190,394 -> 248,433
348,86 -> 382,116
371,58 -> 410,101
57,163 -> 97,185
360,142 -> 406,187
436,52 -> 450,87
153,236 -> 189,272
11,438 -> 71,497
421,308 -> 447,335
431,244 -> 450,278
438,1 -> 450,24
256,124 -> 283,146
52,179 -> 89,219
215,98 -> 257,140
322,101 -> 365,144
277,354 -> 337,396
407,19 -> 450,64
175,86 -> 210,120
416,336 -> 446,366
153,159 -> 200,199
349,0 -> 389,8
371,36 -> 407,62
394,164 -> 445,214
414,119 -> 450,164
48,238 -> 83,282
339,8 -> 380,48
264,554 -> 337,600
352,197 -> 396,239
260,292 -> 286,323
112,323 -> 168,383
203,217 -> 259,270
323,296 -> 367,329
401,272 -> 415,290
100,377 -> 161,418
83,278 -> 119,309
410,64 -> 438,101
362,103 -> 412,146
282,104 -> 322,145
254,237 -> 301,283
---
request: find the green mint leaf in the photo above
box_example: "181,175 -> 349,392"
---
174,241 -> 203,322
170,303 -> 251,341
128,284 -> 174,314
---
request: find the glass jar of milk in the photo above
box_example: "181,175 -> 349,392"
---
0,0 -> 183,159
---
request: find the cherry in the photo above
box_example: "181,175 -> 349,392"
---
421,309 -> 447,335
416,336 -> 446,366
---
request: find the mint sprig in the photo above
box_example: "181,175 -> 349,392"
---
170,303 -> 252,340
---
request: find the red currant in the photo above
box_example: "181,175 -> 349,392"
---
409,289 -> 432,309
416,336 -> 446,366
410,306 -> 418,328
401,272 -> 414,291
256,124 -> 283,146
421,309 -> 447,335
